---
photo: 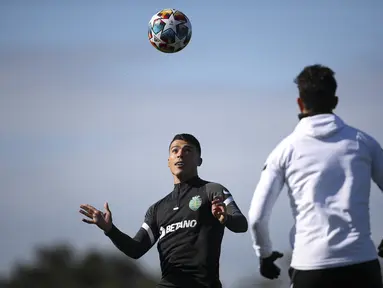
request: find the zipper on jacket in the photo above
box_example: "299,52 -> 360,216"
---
173,185 -> 180,211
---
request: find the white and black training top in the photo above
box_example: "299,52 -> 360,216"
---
248,113 -> 383,270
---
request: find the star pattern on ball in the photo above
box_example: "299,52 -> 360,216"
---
169,35 -> 185,51
161,13 -> 185,37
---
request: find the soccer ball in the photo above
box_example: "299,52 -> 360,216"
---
148,8 -> 192,53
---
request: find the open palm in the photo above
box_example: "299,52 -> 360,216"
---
79,202 -> 113,233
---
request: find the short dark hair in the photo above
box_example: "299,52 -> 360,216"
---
169,133 -> 201,156
294,64 -> 338,113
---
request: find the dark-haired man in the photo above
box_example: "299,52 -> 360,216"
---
248,64 -> 383,288
79,133 -> 248,288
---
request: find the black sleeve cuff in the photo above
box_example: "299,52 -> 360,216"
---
104,224 -> 118,237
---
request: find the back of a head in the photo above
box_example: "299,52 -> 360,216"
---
170,133 -> 201,156
294,64 -> 338,113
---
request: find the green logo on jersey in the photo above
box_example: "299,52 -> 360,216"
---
189,195 -> 202,211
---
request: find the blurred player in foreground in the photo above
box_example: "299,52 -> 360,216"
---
79,133 -> 248,288
248,64 -> 383,288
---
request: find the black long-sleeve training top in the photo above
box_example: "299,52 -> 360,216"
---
105,176 -> 248,288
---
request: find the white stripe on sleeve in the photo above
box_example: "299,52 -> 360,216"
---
224,196 -> 234,206
141,222 -> 155,245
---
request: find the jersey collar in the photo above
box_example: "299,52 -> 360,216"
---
174,175 -> 202,190
298,111 -> 333,120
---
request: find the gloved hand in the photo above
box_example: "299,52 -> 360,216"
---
377,239 -> 383,257
259,251 -> 284,280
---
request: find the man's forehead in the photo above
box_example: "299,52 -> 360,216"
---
170,140 -> 195,149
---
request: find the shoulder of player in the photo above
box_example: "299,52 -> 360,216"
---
353,126 -> 382,151
264,133 -> 295,169
204,181 -> 227,190
145,193 -> 172,215
203,181 -> 231,197
327,121 -> 383,154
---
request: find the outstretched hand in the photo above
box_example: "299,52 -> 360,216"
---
79,202 -> 113,233
212,196 -> 226,224
259,251 -> 284,280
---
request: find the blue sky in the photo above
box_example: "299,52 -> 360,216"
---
1,1 -> 383,286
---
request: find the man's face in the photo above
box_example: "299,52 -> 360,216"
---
168,139 -> 201,178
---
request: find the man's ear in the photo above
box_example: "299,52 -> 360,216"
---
168,158 -> 170,168
198,157 -> 203,166
297,97 -> 305,112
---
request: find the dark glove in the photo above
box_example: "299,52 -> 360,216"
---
378,239 -> 383,257
259,251 -> 284,280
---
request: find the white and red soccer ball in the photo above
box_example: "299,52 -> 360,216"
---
148,8 -> 192,53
